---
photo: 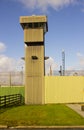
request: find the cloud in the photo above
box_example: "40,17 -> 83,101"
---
0,42 -> 6,52
66,52 -> 84,71
0,54 -> 24,72
0,42 -> 24,72
18,0 -> 78,11
68,52 -> 84,70
81,8 -> 84,12
77,52 -> 83,57
16,59 -> 25,71
0,42 -> 15,71
76,52 -> 84,66
0,55 -> 16,72
45,57 -> 58,75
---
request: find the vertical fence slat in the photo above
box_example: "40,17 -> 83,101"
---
4,96 -> 6,107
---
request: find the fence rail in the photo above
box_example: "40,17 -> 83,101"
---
0,94 -> 23,108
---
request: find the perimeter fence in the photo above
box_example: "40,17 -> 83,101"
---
0,70 -> 84,86
0,71 -> 24,86
49,70 -> 84,76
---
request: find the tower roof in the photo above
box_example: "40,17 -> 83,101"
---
20,15 -> 48,32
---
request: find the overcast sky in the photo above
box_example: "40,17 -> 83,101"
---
0,0 -> 84,73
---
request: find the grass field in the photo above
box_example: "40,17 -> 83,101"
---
0,86 -> 25,97
0,104 -> 84,126
1,87 -> 84,126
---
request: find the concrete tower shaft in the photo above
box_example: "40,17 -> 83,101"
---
20,15 -> 48,104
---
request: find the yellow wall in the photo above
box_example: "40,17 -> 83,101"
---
45,76 -> 84,103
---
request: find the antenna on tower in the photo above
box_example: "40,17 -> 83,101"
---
62,49 -> 65,76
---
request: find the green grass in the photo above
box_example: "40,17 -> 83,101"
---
0,87 -> 84,126
0,86 -> 25,97
0,104 -> 84,126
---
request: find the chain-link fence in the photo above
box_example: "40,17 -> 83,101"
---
0,71 -> 24,86
51,70 -> 84,76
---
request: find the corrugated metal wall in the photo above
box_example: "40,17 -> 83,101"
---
45,76 -> 84,103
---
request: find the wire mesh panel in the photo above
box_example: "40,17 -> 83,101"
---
51,70 -> 84,76
0,71 -> 24,86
